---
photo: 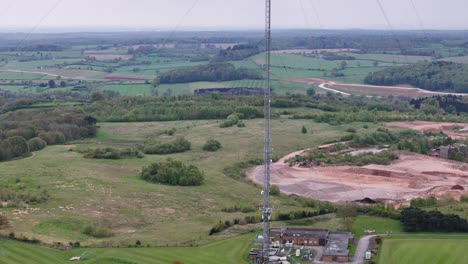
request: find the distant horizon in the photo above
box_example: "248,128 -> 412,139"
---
1,26 -> 468,34
2,0 -> 468,34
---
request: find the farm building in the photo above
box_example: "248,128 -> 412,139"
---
322,241 -> 350,262
321,231 -> 355,262
269,228 -> 354,262
270,228 -> 328,246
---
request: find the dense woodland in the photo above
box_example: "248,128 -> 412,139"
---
365,61 -> 468,93
0,108 -> 97,161
212,44 -> 260,62
410,95 -> 468,114
158,63 -> 262,84
401,207 -> 468,232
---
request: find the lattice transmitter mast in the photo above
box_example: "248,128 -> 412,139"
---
260,0 -> 272,263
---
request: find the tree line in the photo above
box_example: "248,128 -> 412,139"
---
84,95 -> 263,122
401,207 -> 468,232
364,61 -> 468,93
0,108 -> 97,162
158,62 -> 262,84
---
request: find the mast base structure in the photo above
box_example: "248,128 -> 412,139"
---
260,0 -> 273,263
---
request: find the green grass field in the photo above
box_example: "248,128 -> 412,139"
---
352,216 -> 402,239
0,119 -> 374,246
99,84 -> 153,96
378,236 -> 468,264
0,233 -> 254,264
156,79 -> 313,96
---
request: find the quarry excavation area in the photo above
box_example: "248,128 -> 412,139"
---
248,151 -> 468,202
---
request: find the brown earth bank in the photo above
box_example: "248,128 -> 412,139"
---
385,121 -> 468,139
248,151 -> 468,203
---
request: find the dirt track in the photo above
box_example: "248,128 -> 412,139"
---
248,151 -> 468,202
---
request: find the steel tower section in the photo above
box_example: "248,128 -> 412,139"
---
261,0 -> 272,263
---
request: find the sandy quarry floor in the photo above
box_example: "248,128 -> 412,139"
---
248,151 -> 468,202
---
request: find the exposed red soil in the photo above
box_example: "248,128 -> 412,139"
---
248,151 -> 468,202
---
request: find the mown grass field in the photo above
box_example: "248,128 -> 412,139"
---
99,84 -> 153,96
378,236 -> 468,264
0,119 -> 378,246
0,233 -> 254,264
352,216 -> 402,239
241,52 -> 419,84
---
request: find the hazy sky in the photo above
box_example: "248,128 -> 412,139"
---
0,0 -> 467,32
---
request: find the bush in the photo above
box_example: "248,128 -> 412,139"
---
301,126 -> 307,134
6,136 -> 30,157
237,120 -> 246,127
203,139 -> 222,152
270,185 -> 280,196
143,137 -> 191,155
0,214 -> 9,229
346,127 -> 357,133
28,137 -> 47,152
77,147 -> 143,159
141,158 -> 204,186
82,224 -> 114,238
220,114 -> 240,128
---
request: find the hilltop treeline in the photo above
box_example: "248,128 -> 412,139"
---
364,61 -> 468,93
158,63 -> 262,84
212,44 -> 260,62
0,108 -> 97,162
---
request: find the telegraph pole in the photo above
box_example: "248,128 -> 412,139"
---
261,0 -> 272,263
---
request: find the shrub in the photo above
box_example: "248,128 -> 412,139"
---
301,126 -> 307,134
220,114 -> 240,128
237,120 -> 246,127
143,137 -> 191,155
203,139 -> 222,152
270,185 -> 280,196
6,136 -> 30,157
141,158 -> 204,186
346,127 -> 357,133
0,214 -> 9,229
82,224 -> 114,238
78,147 -> 143,159
28,137 -> 47,152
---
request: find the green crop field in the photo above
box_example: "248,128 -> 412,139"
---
0,233 -> 254,264
378,236 -> 468,264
